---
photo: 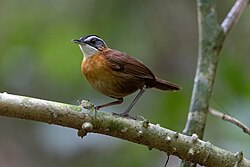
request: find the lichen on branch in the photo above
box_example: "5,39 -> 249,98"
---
0,92 -> 249,167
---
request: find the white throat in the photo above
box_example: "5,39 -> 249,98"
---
79,44 -> 98,58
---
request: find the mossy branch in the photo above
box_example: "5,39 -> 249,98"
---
183,0 -> 224,142
181,1 -> 249,166
0,92 -> 250,167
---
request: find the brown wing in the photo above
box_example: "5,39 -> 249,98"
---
104,49 -> 156,80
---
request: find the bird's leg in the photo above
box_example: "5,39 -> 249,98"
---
95,98 -> 123,110
119,86 -> 146,117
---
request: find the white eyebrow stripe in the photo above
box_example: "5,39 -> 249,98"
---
84,36 -> 103,42
84,35 -> 108,48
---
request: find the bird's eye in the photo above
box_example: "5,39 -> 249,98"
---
90,38 -> 96,45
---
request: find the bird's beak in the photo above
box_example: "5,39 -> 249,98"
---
71,39 -> 82,44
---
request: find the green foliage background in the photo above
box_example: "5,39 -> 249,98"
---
0,1 -> 249,166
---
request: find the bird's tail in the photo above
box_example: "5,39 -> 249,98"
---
153,78 -> 181,91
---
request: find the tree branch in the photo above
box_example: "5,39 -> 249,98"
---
221,0 -> 250,35
209,108 -> 250,136
0,92 -> 250,167
182,0 -> 224,142
181,1 -> 250,166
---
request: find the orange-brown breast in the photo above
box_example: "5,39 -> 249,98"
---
81,52 -> 141,98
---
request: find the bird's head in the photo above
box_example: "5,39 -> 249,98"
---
72,35 -> 108,57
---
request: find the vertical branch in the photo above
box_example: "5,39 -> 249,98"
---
180,0 -> 225,166
180,0 -> 250,166
183,0 -> 224,141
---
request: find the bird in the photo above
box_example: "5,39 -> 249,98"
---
72,35 -> 180,117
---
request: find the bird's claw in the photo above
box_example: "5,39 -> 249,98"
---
112,112 -> 137,120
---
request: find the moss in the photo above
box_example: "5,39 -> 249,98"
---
107,119 -> 125,132
68,104 -> 82,112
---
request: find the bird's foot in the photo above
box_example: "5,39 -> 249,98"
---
94,105 -> 100,110
112,112 -> 137,120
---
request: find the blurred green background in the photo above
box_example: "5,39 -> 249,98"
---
0,0 -> 249,166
